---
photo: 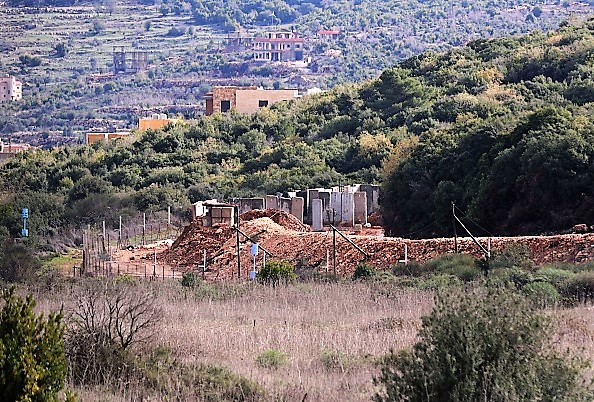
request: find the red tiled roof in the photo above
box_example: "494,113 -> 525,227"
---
254,38 -> 305,43
318,30 -> 340,35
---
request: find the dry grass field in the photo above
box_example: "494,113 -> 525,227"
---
29,279 -> 594,401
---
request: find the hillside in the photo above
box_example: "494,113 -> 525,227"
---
0,0 -> 592,138
3,19 -> 594,243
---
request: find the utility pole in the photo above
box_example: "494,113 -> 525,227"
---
333,227 -> 337,276
235,206 -> 241,279
452,202 -> 458,253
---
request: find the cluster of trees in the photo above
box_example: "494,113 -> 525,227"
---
4,20 -> 594,242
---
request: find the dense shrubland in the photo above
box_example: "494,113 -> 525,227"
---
5,20 -> 594,244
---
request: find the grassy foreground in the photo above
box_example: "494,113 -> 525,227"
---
24,277 -> 594,401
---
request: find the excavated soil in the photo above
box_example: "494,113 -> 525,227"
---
154,209 -> 594,280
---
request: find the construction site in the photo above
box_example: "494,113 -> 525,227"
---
103,207 -> 594,281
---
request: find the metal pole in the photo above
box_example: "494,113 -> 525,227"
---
333,227 -> 337,276
153,248 -> 156,277
452,202 -> 458,253
203,250 -> 206,280
236,206 -> 241,279
143,212 -> 146,245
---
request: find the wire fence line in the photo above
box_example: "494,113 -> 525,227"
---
78,219 -> 184,280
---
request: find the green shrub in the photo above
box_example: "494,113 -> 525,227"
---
392,261 -> 429,277
126,347 -> 264,401
255,349 -> 288,370
417,274 -> 462,290
489,267 -> 533,289
489,243 -> 533,271
0,241 -> 41,283
181,270 -> 201,288
522,281 -> 560,309
0,288 -> 67,401
257,260 -> 296,286
320,349 -> 353,372
352,263 -> 376,280
374,286 -> 593,402
423,253 -> 482,282
534,267 -> 575,286
423,253 -> 473,271
559,272 -> 594,305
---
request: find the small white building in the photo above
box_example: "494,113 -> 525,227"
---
0,75 -> 22,102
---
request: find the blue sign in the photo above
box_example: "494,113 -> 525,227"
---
21,228 -> 28,237
22,208 -> 29,219
250,243 -> 259,256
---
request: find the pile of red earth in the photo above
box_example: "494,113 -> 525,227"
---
160,210 -> 306,268
240,208 -> 309,232
161,209 -> 594,279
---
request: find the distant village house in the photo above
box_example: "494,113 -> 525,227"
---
0,75 -> 22,102
138,113 -> 180,131
317,29 -> 341,40
204,86 -> 299,115
253,31 -> 305,62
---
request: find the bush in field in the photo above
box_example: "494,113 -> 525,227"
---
489,266 -> 534,289
257,260 -> 296,286
374,286 -> 593,402
0,288 -> 67,401
352,263 -> 376,280
559,272 -> 594,305
66,280 -> 161,386
255,349 -> 288,370
489,243 -> 533,271
181,270 -> 200,288
535,266 -> 575,287
0,240 -> 41,283
522,281 -> 560,309
423,253 -> 482,282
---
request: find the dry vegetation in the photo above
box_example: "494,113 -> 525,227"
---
28,279 -> 594,401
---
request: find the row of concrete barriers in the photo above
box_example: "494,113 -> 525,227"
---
191,184 -> 380,230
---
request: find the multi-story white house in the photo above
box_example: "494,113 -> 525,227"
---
253,32 -> 305,62
0,75 -> 22,102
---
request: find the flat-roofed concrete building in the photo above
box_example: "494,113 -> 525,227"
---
86,131 -> 131,144
138,113 -> 180,131
204,86 -> 298,115
0,75 -> 22,102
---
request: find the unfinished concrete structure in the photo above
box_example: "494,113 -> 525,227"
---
204,86 -> 299,115
231,198 -> 266,215
113,47 -> 148,74
192,200 -> 236,227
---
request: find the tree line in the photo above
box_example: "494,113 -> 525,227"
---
3,19 -> 594,243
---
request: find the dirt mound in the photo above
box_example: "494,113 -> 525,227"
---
240,209 -> 309,232
160,220 -> 236,267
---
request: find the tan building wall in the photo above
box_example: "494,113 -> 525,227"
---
0,76 -> 22,102
235,89 -> 298,114
204,86 -> 297,115
86,132 -> 131,144
138,118 -> 179,131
